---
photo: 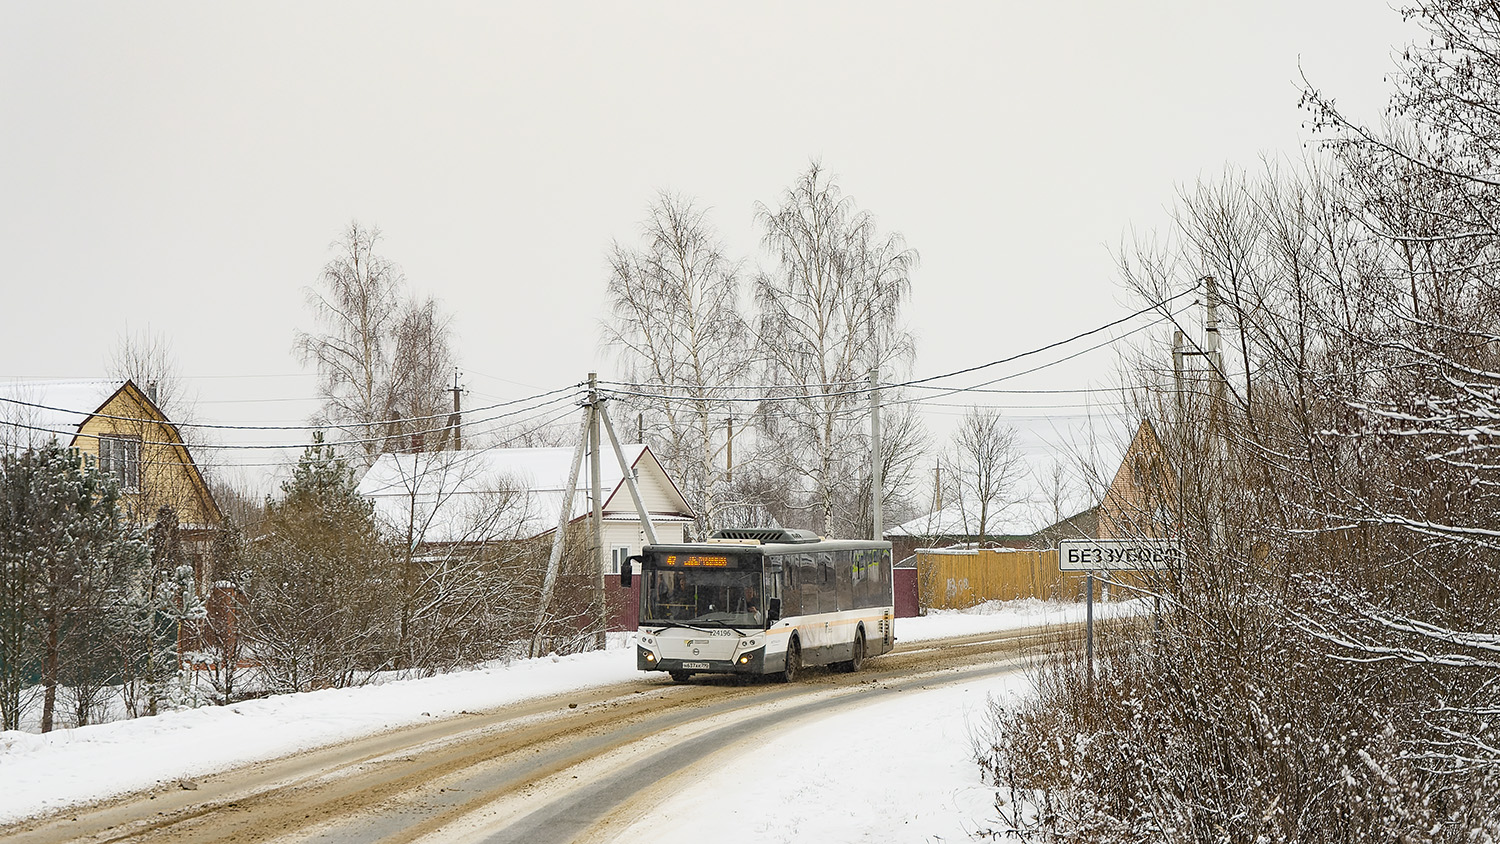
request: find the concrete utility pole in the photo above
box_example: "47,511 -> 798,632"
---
1172,329 -> 1185,404
726,416 -> 734,483
533,410 -> 591,658
445,368 -> 464,450
535,377 -> 666,656
934,460 -> 942,512
869,368 -> 883,541
588,373 -> 606,650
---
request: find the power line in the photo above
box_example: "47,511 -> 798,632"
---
604,300 -> 1186,413
0,390 -> 584,454
157,401 -> 590,472
889,301 -> 1191,410
598,281 -> 1199,401
0,382 -> 585,434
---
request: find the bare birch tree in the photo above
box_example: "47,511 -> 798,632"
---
754,162 -> 917,535
602,193 -> 750,537
295,222 -> 456,467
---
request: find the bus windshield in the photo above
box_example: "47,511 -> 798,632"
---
643,567 -> 764,629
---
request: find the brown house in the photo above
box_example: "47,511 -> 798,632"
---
1097,417 -> 1175,540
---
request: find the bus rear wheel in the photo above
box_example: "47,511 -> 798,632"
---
840,630 -> 866,673
780,638 -> 801,683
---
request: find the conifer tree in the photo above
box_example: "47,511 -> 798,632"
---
0,443 -> 147,731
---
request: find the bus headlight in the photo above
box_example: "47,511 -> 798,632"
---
737,654 -> 752,665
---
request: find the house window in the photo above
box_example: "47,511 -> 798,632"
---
98,435 -> 141,492
610,545 -> 631,575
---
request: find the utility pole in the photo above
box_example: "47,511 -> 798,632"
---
934,460 -> 942,511
532,410 -> 591,658
1172,329 -> 1185,405
870,368 -> 883,541
588,373 -> 606,650
534,376 -> 664,656
1203,275 -> 1225,434
445,368 -> 464,450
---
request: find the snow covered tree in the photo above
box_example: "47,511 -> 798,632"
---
373,450 -> 538,671
977,6 -> 1500,836
0,443 -> 147,732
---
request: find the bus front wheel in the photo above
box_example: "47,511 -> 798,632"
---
780,637 -> 801,683
669,670 -> 691,683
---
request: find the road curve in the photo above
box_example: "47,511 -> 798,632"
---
3,625 -> 1067,844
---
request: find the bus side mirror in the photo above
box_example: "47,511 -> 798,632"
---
621,554 -> 644,588
767,597 -> 782,624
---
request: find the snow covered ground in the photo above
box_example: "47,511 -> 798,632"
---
0,598 -> 1143,837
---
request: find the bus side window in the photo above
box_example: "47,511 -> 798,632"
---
800,554 -> 821,615
778,556 -> 802,618
835,550 -> 854,611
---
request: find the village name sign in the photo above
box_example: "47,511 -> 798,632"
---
1058,538 -> 1182,571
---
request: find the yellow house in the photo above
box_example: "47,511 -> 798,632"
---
0,379 -> 223,568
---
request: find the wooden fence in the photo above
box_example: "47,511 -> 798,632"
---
915,548 -> 1154,610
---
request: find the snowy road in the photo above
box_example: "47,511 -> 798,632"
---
3,625 -> 1064,844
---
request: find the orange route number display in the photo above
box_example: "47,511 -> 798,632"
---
661,555 -> 731,568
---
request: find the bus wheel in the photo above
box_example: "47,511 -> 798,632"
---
780,637 -> 801,683
669,671 -> 691,683
841,630 -> 866,673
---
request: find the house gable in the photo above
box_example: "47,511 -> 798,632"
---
1097,418 -> 1174,540
358,444 -> 695,546
71,380 -> 223,530
602,447 -> 692,519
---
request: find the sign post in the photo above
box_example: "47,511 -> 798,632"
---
1059,539 -> 1181,683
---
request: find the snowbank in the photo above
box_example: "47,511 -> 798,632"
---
0,598 -> 1139,826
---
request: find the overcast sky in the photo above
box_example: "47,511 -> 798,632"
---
0,3 -> 1416,494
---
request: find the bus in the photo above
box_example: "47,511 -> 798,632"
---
621,528 -> 896,682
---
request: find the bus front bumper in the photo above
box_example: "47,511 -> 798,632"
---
638,645 -> 766,675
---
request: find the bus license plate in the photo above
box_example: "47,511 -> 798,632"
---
683,662 -> 710,669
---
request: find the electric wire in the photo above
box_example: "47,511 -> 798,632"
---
596,281 -> 1200,400
0,389 -> 585,454
0,382 -> 585,433
0,286 -> 1199,463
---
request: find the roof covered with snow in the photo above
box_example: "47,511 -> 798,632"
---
886,503 -> 1036,539
0,379 -> 131,448
356,444 -> 694,543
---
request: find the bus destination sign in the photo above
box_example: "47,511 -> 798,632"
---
662,554 -> 731,568
1058,539 -> 1182,571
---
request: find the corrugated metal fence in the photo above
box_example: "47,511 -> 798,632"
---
915,548 -> 1152,610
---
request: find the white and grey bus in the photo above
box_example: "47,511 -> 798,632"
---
621,528 -> 895,682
